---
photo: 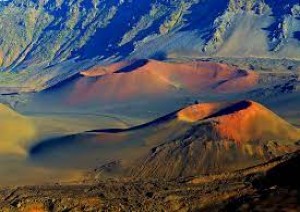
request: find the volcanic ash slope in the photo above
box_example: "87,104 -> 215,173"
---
134,100 -> 300,179
74,60 -> 258,103
29,100 -> 300,180
0,104 -> 36,155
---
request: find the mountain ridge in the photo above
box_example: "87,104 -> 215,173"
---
1,0 -> 300,73
1,0 -> 300,92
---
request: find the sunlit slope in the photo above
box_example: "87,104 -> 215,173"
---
178,100 -> 300,143
23,60 -> 259,114
135,100 -> 300,178
29,100 -> 300,178
0,104 -> 36,155
77,60 -> 259,101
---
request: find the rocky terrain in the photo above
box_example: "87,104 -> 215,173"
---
0,150 -> 300,211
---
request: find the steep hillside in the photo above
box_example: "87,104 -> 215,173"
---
29,100 -> 300,178
134,100 -> 300,178
0,0 -> 300,91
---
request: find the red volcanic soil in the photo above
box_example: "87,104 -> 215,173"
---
178,100 -> 300,144
132,100 -> 300,178
214,101 -> 300,144
68,60 -> 259,104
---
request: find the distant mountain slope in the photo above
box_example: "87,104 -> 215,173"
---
0,0 -> 300,75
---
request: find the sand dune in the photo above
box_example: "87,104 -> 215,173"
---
0,104 -> 36,155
